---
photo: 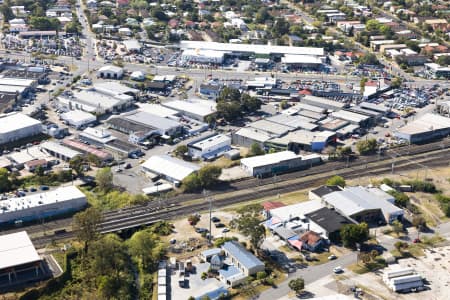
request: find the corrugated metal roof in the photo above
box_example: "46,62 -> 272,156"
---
222,241 -> 264,270
0,231 -> 41,270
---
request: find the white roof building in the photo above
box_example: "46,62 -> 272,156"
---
0,231 -> 41,271
60,110 -> 96,128
141,155 -> 200,182
269,199 -> 324,222
162,99 -> 217,121
122,39 -> 142,52
40,141 -> 82,161
93,81 -> 139,97
0,186 -> 87,224
179,41 -> 324,57
0,77 -> 35,87
281,54 -> 323,65
137,103 -> 179,118
0,113 -> 42,145
79,127 -> 116,145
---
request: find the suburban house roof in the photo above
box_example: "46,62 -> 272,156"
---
299,231 -> 322,245
222,241 -> 264,270
262,201 -> 286,211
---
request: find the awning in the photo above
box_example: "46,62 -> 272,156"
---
288,239 -> 303,251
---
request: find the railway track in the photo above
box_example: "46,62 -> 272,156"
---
30,145 -> 450,248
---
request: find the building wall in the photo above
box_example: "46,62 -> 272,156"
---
188,139 -> 231,159
0,123 -> 42,145
243,156 -> 321,177
0,196 -> 87,224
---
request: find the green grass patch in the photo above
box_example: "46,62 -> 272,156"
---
309,252 -> 332,266
348,257 -> 387,274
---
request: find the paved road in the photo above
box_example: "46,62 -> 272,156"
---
257,252 -> 357,300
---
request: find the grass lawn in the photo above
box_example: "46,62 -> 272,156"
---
309,251 -> 332,266
348,257 -> 387,274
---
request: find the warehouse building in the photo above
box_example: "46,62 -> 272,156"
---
301,95 -> 347,111
136,103 -> 179,118
394,113 -> 450,143
40,141 -> 81,162
96,65 -> 124,79
78,127 -> 116,146
60,110 -> 96,129
105,139 -> 141,159
181,49 -> 225,64
0,231 -> 47,287
321,186 -> 403,224
57,89 -> 134,115
240,151 -> 321,177
93,81 -> 139,98
281,54 -> 324,70
0,186 -> 87,224
162,99 -> 217,121
268,130 -> 336,153
232,127 -> 273,148
62,139 -> 113,163
107,111 -> 183,144
305,207 -> 355,242
331,110 -> 372,127
179,41 -> 324,58
141,155 -> 200,183
265,114 -> 318,131
0,113 -> 42,145
187,134 -> 231,160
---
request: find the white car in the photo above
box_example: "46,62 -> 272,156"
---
333,266 -> 344,274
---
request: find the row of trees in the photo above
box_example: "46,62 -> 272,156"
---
215,88 -> 262,122
68,208 -> 168,300
182,165 -> 222,192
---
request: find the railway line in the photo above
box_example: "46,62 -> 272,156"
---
29,144 -> 450,248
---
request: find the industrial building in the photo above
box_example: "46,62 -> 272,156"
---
60,110 -> 96,129
96,65 -> 124,79
181,49 -> 225,64
57,89 -> 134,115
93,81 -> 139,98
62,139 -> 113,162
136,103 -> 179,118
301,95 -> 347,111
331,109 -> 372,127
162,99 -> 217,121
281,54 -> 324,70
240,151 -> 321,177
179,41 -> 324,58
107,111 -> 182,144
268,130 -> 336,152
79,127 -> 116,146
0,113 -> 42,145
141,155 -> 200,183
232,127 -> 273,148
105,139 -> 141,159
0,186 -> 87,224
321,186 -> 404,224
394,113 -> 450,143
187,134 -> 231,160
0,231 -> 47,288
40,141 -> 82,162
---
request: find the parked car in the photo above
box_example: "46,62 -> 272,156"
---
215,223 -> 225,228
222,228 -> 230,233
39,185 -> 49,191
333,266 -> 344,274
211,216 -> 220,223
328,254 -> 337,260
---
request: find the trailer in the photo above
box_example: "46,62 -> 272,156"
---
383,267 -> 415,282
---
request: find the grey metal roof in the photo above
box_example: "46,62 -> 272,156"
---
222,241 -> 264,270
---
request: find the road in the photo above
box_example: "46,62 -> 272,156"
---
257,252 -> 356,300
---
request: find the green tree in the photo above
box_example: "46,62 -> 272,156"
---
272,18 -> 290,37
340,223 -> 369,248
96,167 -> 113,192
235,215 -> 265,250
0,4 -> 14,21
0,168 -> 12,193
336,146 -> 352,158
356,138 -> 378,155
280,100 -> 289,109
388,190 -> 410,207
188,214 -> 200,226
34,165 -> 45,177
288,277 -> 305,295
256,271 -> 267,280
412,215 -> 426,230
198,165 -> 222,188
358,53 -> 379,65
365,20 -> 381,31
255,7 -> 271,24
391,220 -> 403,236
326,175 -> 346,187
391,76 -> 403,88
30,16 -> 60,30
216,100 -> 242,121
182,173 -> 202,192
73,207 -> 103,253
128,230 -> 164,270
70,156 -> 86,177
174,145 -> 188,157
248,142 -> 265,157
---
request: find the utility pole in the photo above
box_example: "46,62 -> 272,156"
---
203,189 -> 212,245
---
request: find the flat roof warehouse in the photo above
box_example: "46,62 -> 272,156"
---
179,41 -> 325,57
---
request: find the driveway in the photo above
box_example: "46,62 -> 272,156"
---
257,252 -> 356,300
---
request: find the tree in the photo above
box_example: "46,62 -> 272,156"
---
412,215 -> 426,231
359,77 -> 368,94
34,165 -> 45,177
326,175 -> 346,187
256,271 -> 267,280
174,145 -> 188,157
340,223 -> 369,248
70,156 -> 86,177
188,214 -> 200,226
30,16 -> 60,30
248,142 -> 265,157
128,230 -> 164,270
366,20 -> 381,32
73,207 -> 103,253
235,215 -> 266,249
356,138 -> 378,155
0,168 -> 12,193
255,7 -> 271,24
272,18 -> 290,37
388,190 -> 410,207
182,173 -> 202,192
198,165 -> 222,188
391,76 -> 403,89
391,220 -> 403,236
288,277 -> 305,295
358,53 -> 379,65
336,146 -> 352,158
280,100 -> 289,109
96,167 -> 113,192
0,4 -> 14,21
